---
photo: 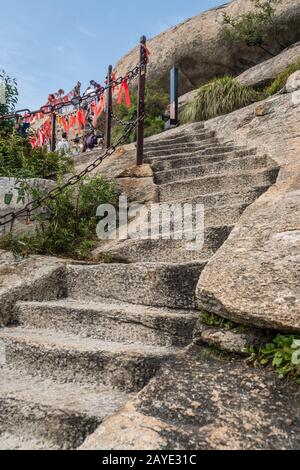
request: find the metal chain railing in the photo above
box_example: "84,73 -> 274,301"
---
110,110 -> 137,128
0,114 -> 144,228
0,59 -> 147,122
0,36 -> 148,230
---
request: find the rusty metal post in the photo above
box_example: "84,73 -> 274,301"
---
50,112 -> 56,152
105,65 -> 113,149
136,36 -> 147,166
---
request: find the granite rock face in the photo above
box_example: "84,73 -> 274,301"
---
285,70 -> 300,93
115,0 -> 300,94
196,90 -> 300,332
80,346 -> 300,450
238,42 -> 300,89
178,42 -> 300,111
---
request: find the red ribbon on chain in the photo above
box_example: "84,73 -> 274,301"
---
117,78 -> 131,108
77,109 -> 87,132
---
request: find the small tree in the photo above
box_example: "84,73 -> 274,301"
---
0,70 -> 18,131
223,0 -> 286,57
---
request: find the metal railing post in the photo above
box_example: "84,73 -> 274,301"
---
50,112 -> 56,152
105,64 -> 113,149
136,35 -> 147,166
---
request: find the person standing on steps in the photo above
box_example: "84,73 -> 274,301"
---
56,132 -> 70,155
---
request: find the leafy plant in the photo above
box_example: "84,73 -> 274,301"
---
200,311 -> 236,330
0,131 -> 73,178
247,334 -> 300,383
223,0 -> 286,57
180,76 -> 264,123
266,58 -> 300,95
0,176 -> 116,259
0,70 -> 18,131
111,81 -> 169,143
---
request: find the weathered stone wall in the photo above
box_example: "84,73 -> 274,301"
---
0,178 -> 55,236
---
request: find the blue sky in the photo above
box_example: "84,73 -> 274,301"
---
1,0 -> 226,110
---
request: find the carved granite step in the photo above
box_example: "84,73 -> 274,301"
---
0,328 -> 176,392
175,186 -> 271,208
130,203 -> 246,230
66,262 -> 205,309
0,367 -> 128,449
144,131 -> 216,150
145,136 -> 217,153
16,300 -> 198,347
95,225 -> 233,263
154,154 -> 273,185
144,127 -> 205,148
145,143 -> 245,159
150,149 -> 257,171
158,167 -> 279,202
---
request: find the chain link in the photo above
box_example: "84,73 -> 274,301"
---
110,110 -> 137,128
0,114 -> 144,228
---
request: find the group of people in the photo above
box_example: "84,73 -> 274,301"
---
56,129 -> 103,156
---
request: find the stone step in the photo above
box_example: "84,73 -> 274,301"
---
144,131 -> 216,150
144,126 -> 205,148
154,154 -> 272,185
145,143 -> 246,159
0,328 -> 176,392
175,186 -> 271,208
145,129 -> 216,147
16,300 -> 198,348
95,225 -> 233,263
0,367 -> 128,449
158,167 -> 279,203
66,262 -> 205,309
150,149 -> 257,171
140,202 -> 247,231
204,203 -> 248,226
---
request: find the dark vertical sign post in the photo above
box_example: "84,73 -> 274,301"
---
165,66 -> 179,130
170,66 -> 179,126
50,112 -> 56,152
105,65 -> 113,149
136,35 -> 147,166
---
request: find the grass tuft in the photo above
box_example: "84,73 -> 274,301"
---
180,76 -> 264,123
266,58 -> 300,95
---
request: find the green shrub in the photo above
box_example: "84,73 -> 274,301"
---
111,80 -> 169,143
180,76 -> 264,123
266,58 -> 300,95
0,131 -> 73,178
0,70 -> 18,132
247,334 -> 300,383
0,176 -> 116,259
223,1 -> 287,56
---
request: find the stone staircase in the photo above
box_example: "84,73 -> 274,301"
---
0,122 -> 279,450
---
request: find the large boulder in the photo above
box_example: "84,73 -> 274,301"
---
115,0 -> 300,94
196,89 -> 300,333
238,42 -> 300,89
